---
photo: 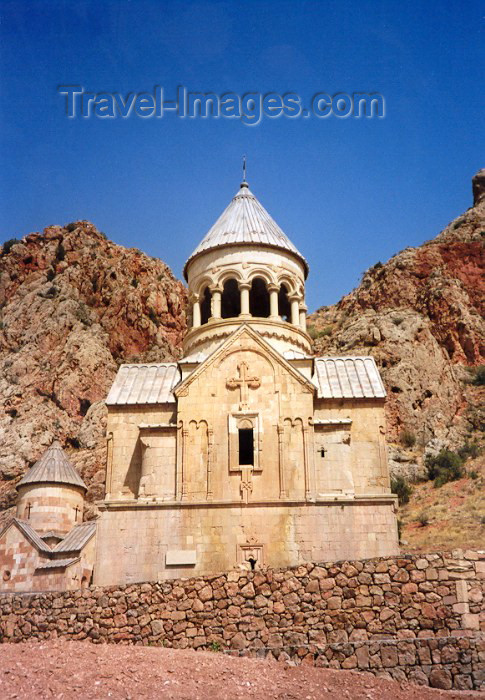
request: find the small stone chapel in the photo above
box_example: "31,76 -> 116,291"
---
94,178 -> 399,585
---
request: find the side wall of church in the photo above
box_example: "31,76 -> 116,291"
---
106,406 -> 177,499
0,525 -> 41,592
313,399 -> 390,495
0,527 -> 97,593
94,501 -> 398,586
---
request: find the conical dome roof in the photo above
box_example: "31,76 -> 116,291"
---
183,181 -> 308,279
17,441 -> 86,491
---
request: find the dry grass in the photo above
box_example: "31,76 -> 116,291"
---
399,454 -> 485,552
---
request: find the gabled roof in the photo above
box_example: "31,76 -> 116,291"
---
313,356 -> 386,399
175,323 -> 315,398
184,181 -> 309,279
17,442 -> 86,491
0,518 -> 52,553
106,363 -> 180,405
35,557 -> 79,570
53,520 -> 97,553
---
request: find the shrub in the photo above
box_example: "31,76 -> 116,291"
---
470,365 -> 485,386
458,440 -> 481,461
426,449 -> 464,487
45,286 -> 58,298
2,238 -> 21,255
65,223 -> 77,232
131,278 -> 139,288
400,429 -> 416,448
55,242 -> 65,261
148,308 -> 160,327
391,476 -> 412,506
308,325 -> 332,340
469,470 -> 479,480
417,511 -> 429,527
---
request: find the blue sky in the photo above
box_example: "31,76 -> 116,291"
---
0,1 -> 483,310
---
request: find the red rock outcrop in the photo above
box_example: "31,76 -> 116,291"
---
0,222 -> 187,515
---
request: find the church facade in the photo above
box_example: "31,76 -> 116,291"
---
94,180 -> 399,585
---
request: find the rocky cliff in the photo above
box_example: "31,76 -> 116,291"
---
309,171 -> 484,476
0,222 -> 187,516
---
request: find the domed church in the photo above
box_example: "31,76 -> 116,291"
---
95,179 -> 399,585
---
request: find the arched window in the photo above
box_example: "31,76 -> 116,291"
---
221,279 -> 241,319
249,278 -> 270,318
278,283 -> 291,322
200,287 -> 212,325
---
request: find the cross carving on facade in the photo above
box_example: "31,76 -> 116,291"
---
226,362 -> 260,409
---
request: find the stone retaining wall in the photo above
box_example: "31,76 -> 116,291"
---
228,636 -> 485,691
1,550 -> 483,690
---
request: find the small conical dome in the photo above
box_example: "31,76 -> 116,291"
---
183,181 -> 308,279
17,441 -> 86,491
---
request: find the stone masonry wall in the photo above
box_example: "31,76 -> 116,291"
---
1,550 -> 484,690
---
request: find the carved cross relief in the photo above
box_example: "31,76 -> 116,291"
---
226,361 -> 260,410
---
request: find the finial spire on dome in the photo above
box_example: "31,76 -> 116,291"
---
241,155 -> 248,188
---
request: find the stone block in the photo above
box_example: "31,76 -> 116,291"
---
462,613 -> 479,630
429,668 -> 452,690
165,550 -> 196,566
416,559 -> 429,570
381,645 -> 398,667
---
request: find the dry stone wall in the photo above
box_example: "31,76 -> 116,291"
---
1,550 -> 483,690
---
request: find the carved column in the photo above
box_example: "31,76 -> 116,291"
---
239,282 -> 251,316
290,295 -> 300,326
277,422 -> 287,498
207,427 -> 214,501
299,303 -> 307,332
302,424 -> 312,501
191,294 -> 201,328
181,428 -> 189,500
268,284 -> 279,319
105,431 -> 114,498
211,286 -> 222,319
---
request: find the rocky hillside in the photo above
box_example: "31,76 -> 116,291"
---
0,222 -> 187,517
309,170 -> 484,479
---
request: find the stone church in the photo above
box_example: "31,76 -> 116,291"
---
0,178 -> 399,591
